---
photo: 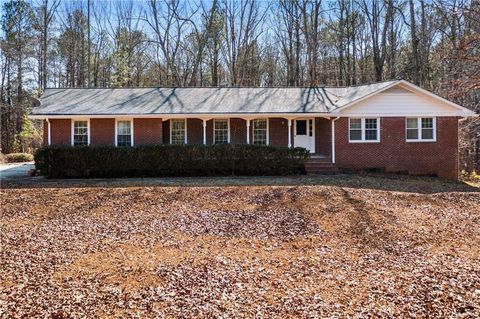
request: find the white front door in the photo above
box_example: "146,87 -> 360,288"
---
294,119 -> 315,153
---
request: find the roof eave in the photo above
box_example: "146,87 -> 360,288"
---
28,112 -> 336,120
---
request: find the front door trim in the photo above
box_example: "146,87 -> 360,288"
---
294,118 -> 315,153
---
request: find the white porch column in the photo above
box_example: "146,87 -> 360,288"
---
184,119 -> 188,144
287,118 -> 292,148
246,119 -> 251,144
331,117 -> 340,163
202,119 -> 207,145
46,118 -> 51,145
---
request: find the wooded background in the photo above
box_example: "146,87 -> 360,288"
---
1,0 -> 478,172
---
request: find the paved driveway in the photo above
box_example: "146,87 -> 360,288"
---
0,162 -> 35,183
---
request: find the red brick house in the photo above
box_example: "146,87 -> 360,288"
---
30,80 -> 477,180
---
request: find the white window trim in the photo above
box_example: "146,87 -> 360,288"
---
252,118 -> 269,145
115,119 -> 134,146
71,119 -> 90,146
406,117 -> 437,142
348,117 -> 381,143
169,119 -> 187,144
213,118 -> 230,144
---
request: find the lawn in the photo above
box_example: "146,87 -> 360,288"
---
1,175 -> 479,318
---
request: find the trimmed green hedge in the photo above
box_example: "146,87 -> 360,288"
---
34,145 -> 310,178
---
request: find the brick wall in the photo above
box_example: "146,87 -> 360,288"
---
269,118 -> 288,147
50,119 -> 71,145
335,116 -> 459,179
315,118 -> 331,156
44,116 -> 460,179
231,118 -> 247,144
134,118 -> 162,145
187,119 -> 203,144
91,119 -> 115,145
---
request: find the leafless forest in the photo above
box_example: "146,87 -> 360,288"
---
1,0 -> 479,171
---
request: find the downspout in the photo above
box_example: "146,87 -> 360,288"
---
331,117 -> 340,164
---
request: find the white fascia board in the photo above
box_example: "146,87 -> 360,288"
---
28,112 -> 336,120
29,111 -> 477,120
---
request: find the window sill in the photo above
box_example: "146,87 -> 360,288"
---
406,139 -> 436,143
348,140 -> 380,143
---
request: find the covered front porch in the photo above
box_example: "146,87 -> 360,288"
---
161,116 -> 334,157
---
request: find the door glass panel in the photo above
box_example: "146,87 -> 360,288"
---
296,120 -> 307,135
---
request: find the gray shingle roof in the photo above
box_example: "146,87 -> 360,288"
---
31,80 -> 398,116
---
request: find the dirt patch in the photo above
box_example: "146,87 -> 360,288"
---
1,182 -> 479,318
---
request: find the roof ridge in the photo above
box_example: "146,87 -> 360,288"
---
44,79 -> 401,90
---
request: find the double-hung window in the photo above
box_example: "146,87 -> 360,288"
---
73,120 -> 89,146
116,120 -> 133,146
171,119 -> 186,144
214,119 -> 229,144
406,117 -> 436,141
253,119 -> 268,145
349,118 -> 380,142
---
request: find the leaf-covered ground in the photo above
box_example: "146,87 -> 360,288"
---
1,177 -> 479,318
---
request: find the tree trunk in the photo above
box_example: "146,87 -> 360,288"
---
409,0 -> 419,85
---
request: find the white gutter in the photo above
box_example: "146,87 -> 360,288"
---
28,113 -> 336,120
30,110 -> 477,120
331,117 -> 340,164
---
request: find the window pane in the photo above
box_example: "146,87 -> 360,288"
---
362,119 -> 378,141
214,119 -> 227,130
296,120 -> 307,135
365,129 -> 377,140
214,119 -> 228,144
74,121 -> 87,129
421,118 -> 433,128
74,127 -> 87,135
73,121 -> 88,146
171,119 -> 185,144
117,121 -> 131,135
253,119 -> 267,145
406,118 -> 418,129
172,119 -> 185,130
117,135 -> 131,147
253,119 -> 266,130
116,121 -> 132,146
407,128 -> 418,140
74,135 -> 88,146
349,130 -> 362,141
349,118 -> 361,129
365,118 -> 377,129
308,119 -> 313,137
422,128 -> 433,140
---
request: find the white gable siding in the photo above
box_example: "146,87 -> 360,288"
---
380,86 -> 414,94
339,89 -> 461,116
